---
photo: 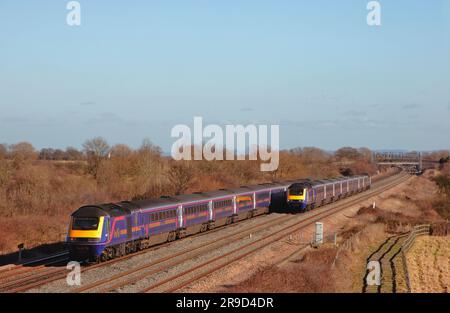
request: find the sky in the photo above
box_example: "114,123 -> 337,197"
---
0,0 -> 449,152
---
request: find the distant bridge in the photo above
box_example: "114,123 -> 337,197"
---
373,152 -> 423,174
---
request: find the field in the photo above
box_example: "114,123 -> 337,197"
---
406,236 -> 450,293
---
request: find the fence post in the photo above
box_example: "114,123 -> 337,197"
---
17,243 -> 24,263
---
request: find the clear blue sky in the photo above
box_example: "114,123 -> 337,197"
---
1,0 -> 449,152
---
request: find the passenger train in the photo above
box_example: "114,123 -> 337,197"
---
66,175 -> 371,262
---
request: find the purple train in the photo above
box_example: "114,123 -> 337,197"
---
67,183 -> 287,262
286,175 -> 371,211
67,175 -> 371,262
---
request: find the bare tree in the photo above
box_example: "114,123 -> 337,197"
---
0,159 -> 10,186
39,148 -> 55,160
357,147 -> 372,162
168,162 -> 193,195
139,138 -> 162,156
0,144 -> 7,159
83,137 -> 110,178
65,147 -> 83,160
10,142 -> 37,161
110,144 -> 133,158
335,147 -> 362,161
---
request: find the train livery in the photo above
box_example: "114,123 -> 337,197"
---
66,175 -> 371,262
286,175 -> 371,211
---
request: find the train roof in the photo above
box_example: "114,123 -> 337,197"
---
170,193 -> 210,203
72,204 -> 129,217
257,182 -> 286,188
224,186 -> 257,194
198,189 -> 236,198
127,198 -> 180,211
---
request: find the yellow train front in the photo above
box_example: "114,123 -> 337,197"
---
286,182 -> 311,211
66,206 -> 111,262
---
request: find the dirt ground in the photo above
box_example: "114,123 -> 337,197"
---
181,172 -> 447,293
406,236 -> 450,293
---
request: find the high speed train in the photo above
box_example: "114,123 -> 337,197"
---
66,175 -> 371,262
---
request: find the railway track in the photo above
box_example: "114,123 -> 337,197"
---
72,214 -> 295,293
0,251 -> 69,283
76,173 -> 409,293
0,173 -> 409,293
145,174 -> 410,293
0,211 -> 291,293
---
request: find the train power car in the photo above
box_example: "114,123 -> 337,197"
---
286,175 -> 371,211
66,182 -> 289,262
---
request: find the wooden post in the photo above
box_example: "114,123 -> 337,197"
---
17,243 -> 24,263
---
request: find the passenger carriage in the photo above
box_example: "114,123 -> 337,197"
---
67,175 -> 370,262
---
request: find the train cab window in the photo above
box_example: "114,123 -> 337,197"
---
72,217 -> 99,230
289,187 -> 303,196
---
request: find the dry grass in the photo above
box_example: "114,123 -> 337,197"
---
229,245 -> 339,292
228,223 -> 388,293
406,236 -> 450,293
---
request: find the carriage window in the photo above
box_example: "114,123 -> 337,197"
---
257,193 -> 269,200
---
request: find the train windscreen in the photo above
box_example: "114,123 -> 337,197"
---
72,217 -> 100,230
289,186 -> 304,196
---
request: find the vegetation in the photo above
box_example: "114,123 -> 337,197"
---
432,168 -> 450,219
0,139 -> 378,255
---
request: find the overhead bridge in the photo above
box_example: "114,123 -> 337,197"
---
373,152 -> 423,174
